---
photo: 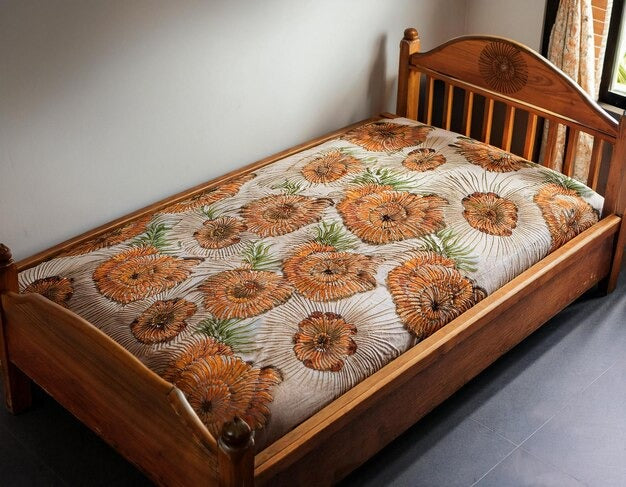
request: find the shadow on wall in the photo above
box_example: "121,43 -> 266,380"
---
367,35 -> 390,116
349,34 -> 395,121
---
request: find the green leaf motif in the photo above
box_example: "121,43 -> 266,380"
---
131,222 -> 174,252
338,147 -> 377,164
199,205 -> 220,220
418,228 -> 478,273
541,169 -> 592,197
196,317 -> 254,353
241,240 -> 279,270
351,167 -> 418,191
272,179 -> 304,195
313,221 -> 358,251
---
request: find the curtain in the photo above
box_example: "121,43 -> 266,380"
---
540,0 -> 612,182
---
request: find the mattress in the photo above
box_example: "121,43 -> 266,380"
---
18,117 -> 604,449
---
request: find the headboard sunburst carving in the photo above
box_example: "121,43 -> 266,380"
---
478,41 -> 529,94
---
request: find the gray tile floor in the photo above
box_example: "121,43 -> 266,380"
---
1,261 -> 625,486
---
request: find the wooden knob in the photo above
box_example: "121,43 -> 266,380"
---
0,243 -> 12,264
220,416 -> 252,450
403,28 -> 419,41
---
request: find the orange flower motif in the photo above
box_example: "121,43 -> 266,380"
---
130,298 -> 197,345
534,183 -> 598,252
22,276 -> 74,308
175,355 -> 282,437
300,149 -> 363,183
292,311 -> 357,371
343,122 -> 433,152
161,338 -> 233,384
194,216 -> 247,249
93,247 -> 201,304
402,148 -> 447,172
462,192 -> 518,236
453,138 -> 530,172
388,251 -> 486,339
64,214 -> 153,256
337,184 -> 448,244
199,269 -> 293,319
283,242 -> 376,301
165,173 -> 255,213
241,195 -> 332,237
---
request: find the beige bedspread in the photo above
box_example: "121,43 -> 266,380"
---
18,117 -> 603,449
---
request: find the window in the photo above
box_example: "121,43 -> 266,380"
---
599,0 -> 626,108
543,0 -> 621,109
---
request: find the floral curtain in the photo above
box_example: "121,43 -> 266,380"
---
540,0 -> 613,182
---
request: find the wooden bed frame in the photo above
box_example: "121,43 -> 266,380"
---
1,28 -> 625,486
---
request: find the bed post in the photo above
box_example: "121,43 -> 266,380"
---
218,416 -> 255,487
0,244 -> 32,413
602,116 -> 626,293
396,27 -> 421,119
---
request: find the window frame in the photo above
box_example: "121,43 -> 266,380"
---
598,0 -> 626,109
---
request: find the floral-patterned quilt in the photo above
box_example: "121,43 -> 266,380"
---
18,118 -> 603,449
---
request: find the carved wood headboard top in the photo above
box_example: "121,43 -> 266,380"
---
410,35 -> 618,138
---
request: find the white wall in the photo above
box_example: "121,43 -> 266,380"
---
0,0 -> 468,260
464,0 -> 547,50
2,0 -> 548,261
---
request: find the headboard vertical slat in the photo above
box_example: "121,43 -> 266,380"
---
482,98 -> 494,143
562,129 -> 580,177
443,84 -> 454,130
463,92 -> 474,136
523,113 -> 538,160
425,76 -> 435,125
587,137 -> 604,190
543,121 -> 559,169
502,106 -> 516,151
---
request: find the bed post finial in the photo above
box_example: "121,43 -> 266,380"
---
0,243 -> 33,414
0,244 -> 12,266
403,27 -> 419,42
218,416 -> 254,487
397,27 -> 421,119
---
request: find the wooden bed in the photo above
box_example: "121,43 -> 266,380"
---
1,28 -> 624,487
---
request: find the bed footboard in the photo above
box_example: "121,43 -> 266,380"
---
0,243 -> 232,486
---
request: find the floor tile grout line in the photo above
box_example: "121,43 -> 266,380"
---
505,361 -> 621,487
469,418 -> 520,447
517,446 -> 591,486
574,357 -> 620,395
472,356 -> 622,454
517,358 -> 619,450
470,445 -> 521,486
467,359 -> 621,487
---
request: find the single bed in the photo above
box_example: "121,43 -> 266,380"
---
1,28 -> 625,487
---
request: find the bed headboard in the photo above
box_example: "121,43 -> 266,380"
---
396,28 -> 625,217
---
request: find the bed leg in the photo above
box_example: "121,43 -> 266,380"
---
218,416 -> 255,487
600,217 -> 625,294
0,244 -> 32,414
